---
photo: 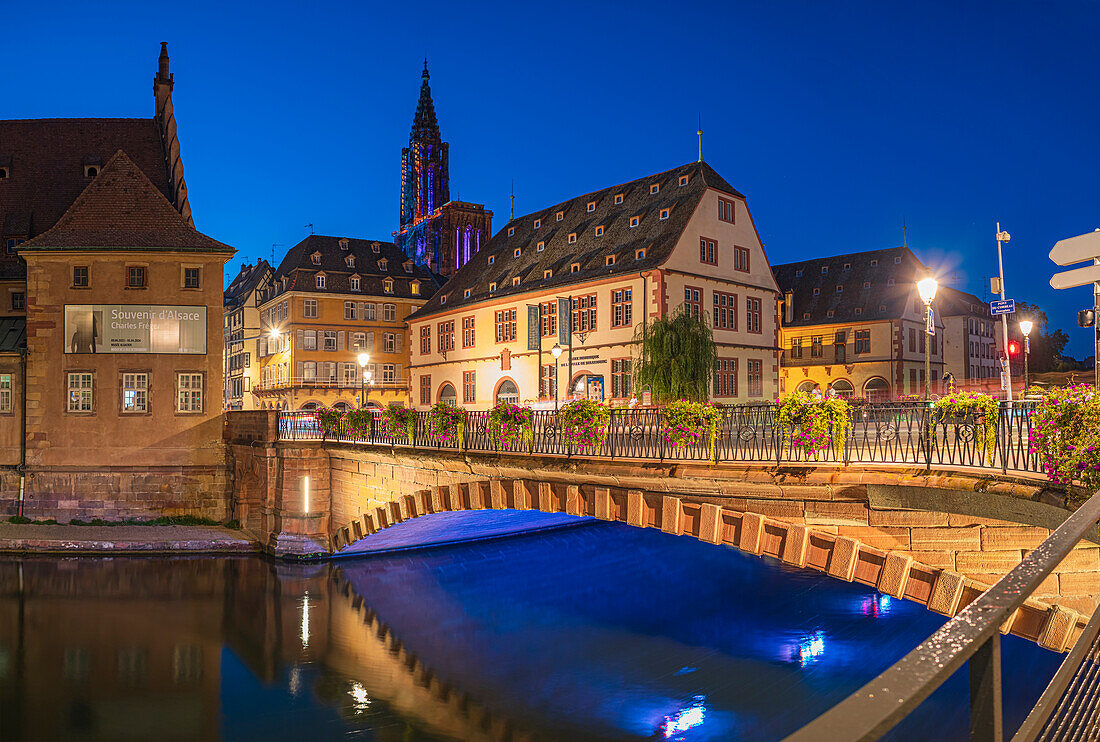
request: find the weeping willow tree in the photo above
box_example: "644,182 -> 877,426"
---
633,306 -> 718,403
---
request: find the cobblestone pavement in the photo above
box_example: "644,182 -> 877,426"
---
0,523 -> 259,554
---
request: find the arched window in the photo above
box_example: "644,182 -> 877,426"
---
439,383 -> 458,406
333,401 -> 351,412
796,380 -> 816,393
864,377 -> 891,403
299,402 -> 319,411
496,379 -> 519,404
830,379 -> 854,399
463,225 -> 473,267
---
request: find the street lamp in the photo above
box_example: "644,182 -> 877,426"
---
551,343 -> 562,412
357,353 -> 370,408
1019,319 -> 1033,394
917,277 -> 938,401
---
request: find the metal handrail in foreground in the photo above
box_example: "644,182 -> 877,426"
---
782,490 -> 1100,742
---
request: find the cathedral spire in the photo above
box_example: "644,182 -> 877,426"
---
410,60 -> 440,141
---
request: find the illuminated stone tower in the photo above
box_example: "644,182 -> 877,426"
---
395,61 -> 491,277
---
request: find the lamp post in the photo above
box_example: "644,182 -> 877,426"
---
357,353 -> 370,408
917,277 -> 938,401
1019,319 -> 1033,394
995,224 -> 1014,402
551,343 -> 562,412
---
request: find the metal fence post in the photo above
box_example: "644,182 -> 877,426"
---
609,409 -> 616,459
999,404 -> 1009,475
969,634 -> 1003,742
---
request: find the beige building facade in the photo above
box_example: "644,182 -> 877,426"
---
222,260 -> 272,410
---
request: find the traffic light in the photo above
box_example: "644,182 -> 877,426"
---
1008,341 -> 1020,356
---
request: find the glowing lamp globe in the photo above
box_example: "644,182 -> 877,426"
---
1019,320 -> 1033,338
357,353 -> 370,367
917,277 -> 938,305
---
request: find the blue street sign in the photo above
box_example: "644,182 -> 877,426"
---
926,308 -> 935,335
990,299 -> 1016,316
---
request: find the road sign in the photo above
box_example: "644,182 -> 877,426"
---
926,308 -> 935,335
1050,262 -> 1100,290
1050,230 -> 1100,266
990,299 -> 1016,316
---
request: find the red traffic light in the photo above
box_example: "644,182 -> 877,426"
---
1008,341 -> 1019,355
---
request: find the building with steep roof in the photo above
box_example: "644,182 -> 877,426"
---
223,259 -> 273,410
405,160 -> 781,409
254,235 -> 443,411
393,62 -> 492,277
936,285 -> 1002,389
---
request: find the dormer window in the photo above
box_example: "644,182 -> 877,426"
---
887,278 -> 895,286
854,307 -> 863,315
803,312 -> 811,319
311,252 -> 321,265
821,266 -> 828,274
836,285 -> 843,294
508,226 -> 515,236
650,183 -> 660,194
843,263 -> 851,270
350,275 -> 360,291
594,226 -> 604,237
827,310 -> 835,318
534,218 -> 541,229
383,278 -> 394,294
537,241 -> 545,252
870,259 -> 878,267
371,242 -> 380,254
570,263 -> 580,273
0,166 -> 8,179
879,304 -> 887,312
894,256 -> 902,264
84,165 -> 99,178
514,247 -> 521,257
411,280 -> 421,295
488,256 -> 495,265
440,294 -> 447,304
863,282 -> 871,289
345,255 -> 355,268
795,270 -> 803,277
678,175 -> 689,187
544,269 -> 553,279
613,193 -> 623,204
568,233 -> 577,243
635,248 -> 645,260
316,273 -> 326,289
813,288 -> 820,296
629,216 -> 640,228
489,282 -> 497,293
555,210 -> 564,221
378,258 -> 388,271
464,288 -> 472,298
659,208 -> 670,220
404,261 -> 414,273
587,201 -> 596,212
512,277 -> 521,286
605,255 -> 616,266
339,238 -> 349,250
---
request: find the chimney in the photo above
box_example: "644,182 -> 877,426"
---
784,290 -> 794,324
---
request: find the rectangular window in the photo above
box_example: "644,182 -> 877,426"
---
304,299 -> 318,318
383,304 -> 397,322
303,361 -> 316,380
323,331 -> 337,351
714,358 -> 737,397
541,301 -> 557,337
127,266 -> 146,288
177,373 -> 203,412
747,360 -> 763,397
699,237 -> 717,265
463,371 -> 476,404
121,372 -> 148,413
684,287 -> 701,318
611,358 -> 632,398
351,332 -> 366,351
909,328 -> 917,353
67,372 -> 93,412
365,303 -> 376,321
344,301 -> 357,320
855,330 -> 871,354
712,291 -> 736,330
811,337 -> 823,357
0,374 -> 11,412
494,309 -> 517,342
570,295 -> 597,333
438,321 -> 455,352
464,316 -> 477,347
541,363 -> 556,399
734,246 -> 750,272
183,267 -> 201,289
790,337 -> 803,359
73,266 -> 89,287
420,326 -> 431,355
718,198 -> 735,223
303,330 -> 317,350
381,364 -> 395,383
10,292 -> 24,311
420,375 -> 432,405
611,288 -> 633,328
746,297 -> 762,333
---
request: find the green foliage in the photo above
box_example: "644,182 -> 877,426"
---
427,402 -> 466,447
382,406 -> 418,444
1030,385 -> 1100,488
7,515 -> 31,524
932,391 -> 998,465
559,398 -> 611,449
316,407 -> 342,438
776,391 -> 851,459
1015,302 -> 1070,372
488,402 -> 534,451
223,519 -> 242,530
344,408 -> 374,438
633,306 -> 718,403
663,400 -> 722,462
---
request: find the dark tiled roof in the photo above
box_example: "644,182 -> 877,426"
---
264,234 -> 444,303
772,246 -> 929,327
936,285 -> 992,319
224,259 -> 272,310
408,160 -> 743,321
0,118 -> 176,279
18,151 -> 232,253
0,317 -> 26,352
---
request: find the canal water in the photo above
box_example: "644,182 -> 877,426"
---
0,520 -> 1062,741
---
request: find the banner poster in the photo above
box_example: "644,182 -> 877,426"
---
64,305 -> 207,354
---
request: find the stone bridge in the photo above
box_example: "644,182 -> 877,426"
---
224,411 -> 1100,653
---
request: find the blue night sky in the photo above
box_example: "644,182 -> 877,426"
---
5,1 -> 1099,355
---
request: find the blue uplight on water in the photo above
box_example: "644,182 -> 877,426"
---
662,695 -> 707,739
796,631 -> 827,666
861,593 -> 893,617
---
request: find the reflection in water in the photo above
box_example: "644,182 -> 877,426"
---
0,522 -> 1064,741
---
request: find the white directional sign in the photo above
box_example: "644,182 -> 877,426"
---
1050,263 -> 1100,290
1050,230 -> 1100,266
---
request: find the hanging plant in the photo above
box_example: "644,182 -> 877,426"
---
427,402 -> 467,448
344,408 -> 374,440
663,400 -> 722,462
932,391 -> 998,465
316,407 -> 342,439
776,391 -> 851,460
559,398 -> 611,450
488,401 -> 534,451
381,405 -> 418,445
1030,385 -> 1100,488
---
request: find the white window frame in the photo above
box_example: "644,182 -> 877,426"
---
121,372 -> 148,413
0,373 -> 11,412
303,299 -> 318,318
67,372 -> 93,413
383,304 -> 397,322
177,373 -> 203,413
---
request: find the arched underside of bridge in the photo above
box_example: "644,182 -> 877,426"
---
329,477 -> 1087,653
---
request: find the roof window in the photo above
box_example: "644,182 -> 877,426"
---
489,282 -> 497,293
836,285 -> 843,293
843,262 -> 851,270
827,310 -> 835,318
315,273 -> 326,289
659,208 -> 670,220
813,288 -> 821,296
879,304 -> 887,312
854,307 -> 862,315
594,225 -> 604,236
311,252 -> 321,265
887,278 -> 895,286
863,281 -> 871,289
508,226 -> 515,237
795,270 -> 803,278
894,256 -> 902,264
605,255 -> 616,266
339,238 -> 349,250
404,261 -> 414,273
464,288 -> 472,298
544,269 -> 552,279
635,248 -> 645,260
378,258 -> 388,271
488,255 -> 495,265
411,280 -> 421,295
650,183 -> 660,194
587,201 -> 596,212
555,210 -> 564,221
514,247 -> 521,257
821,266 -> 828,274
537,241 -> 545,251
629,216 -> 639,228
534,218 -> 541,229
372,242 -> 381,254
614,193 -> 623,205
802,312 -> 811,319
870,259 -> 878,267
678,175 -> 689,187
0,167 -> 8,179
570,263 -> 580,273
345,255 -> 355,268
512,277 -> 521,286
568,233 -> 577,244
440,294 -> 447,304
84,165 -> 99,178
383,278 -> 394,294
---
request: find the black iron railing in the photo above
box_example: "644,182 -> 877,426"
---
276,401 -> 1044,475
